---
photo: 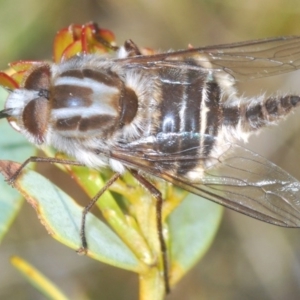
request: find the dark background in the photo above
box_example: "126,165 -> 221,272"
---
1,0 -> 300,299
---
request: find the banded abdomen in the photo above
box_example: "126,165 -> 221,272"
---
148,66 -> 300,178
223,94 -> 300,133
151,67 -> 222,176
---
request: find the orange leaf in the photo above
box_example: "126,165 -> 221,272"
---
53,27 -> 75,63
10,61 -> 41,72
0,72 -> 19,89
61,40 -> 82,61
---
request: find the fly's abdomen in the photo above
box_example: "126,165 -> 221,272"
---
151,65 -> 300,178
223,94 -> 300,133
153,67 -> 222,176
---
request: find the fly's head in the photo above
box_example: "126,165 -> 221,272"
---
0,64 -> 51,146
0,22 -> 119,149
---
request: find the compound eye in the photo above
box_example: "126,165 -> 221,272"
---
24,65 -> 51,91
22,97 -> 50,144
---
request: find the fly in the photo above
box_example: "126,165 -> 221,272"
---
2,33 -> 300,293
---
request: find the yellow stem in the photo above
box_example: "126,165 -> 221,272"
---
139,268 -> 165,300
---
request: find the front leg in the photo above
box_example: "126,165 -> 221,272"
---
6,156 -> 84,185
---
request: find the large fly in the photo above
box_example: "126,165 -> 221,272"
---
1,32 -> 300,293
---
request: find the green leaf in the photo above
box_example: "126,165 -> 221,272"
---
0,177 -> 23,243
169,193 -> 223,284
0,88 -> 37,242
0,160 -> 141,273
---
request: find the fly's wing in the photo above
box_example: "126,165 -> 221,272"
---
111,141 -> 300,227
118,36 -> 300,80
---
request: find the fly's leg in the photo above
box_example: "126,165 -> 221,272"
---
130,169 -> 170,294
77,172 -> 121,253
6,156 -> 121,256
115,38 -> 141,58
6,156 -> 84,185
123,39 -> 142,56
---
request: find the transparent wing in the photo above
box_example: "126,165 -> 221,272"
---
111,142 -> 300,227
118,36 -> 300,80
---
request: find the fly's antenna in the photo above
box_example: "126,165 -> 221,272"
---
3,86 -> 14,93
0,86 -> 14,119
0,108 -> 13,119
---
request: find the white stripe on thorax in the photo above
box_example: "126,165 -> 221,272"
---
52,104 -> 117,119
55,77 -> 119,96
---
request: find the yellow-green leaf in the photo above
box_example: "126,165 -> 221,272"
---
169,193 -> 223,285
0,160 -> 141,273
11,256 -> 69,300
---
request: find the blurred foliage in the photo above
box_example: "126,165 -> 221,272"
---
2,0 -> 300,66
1,0 -> 300,299
11,256 -> 69,300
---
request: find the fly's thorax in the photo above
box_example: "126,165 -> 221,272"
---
49,65 -> 138,139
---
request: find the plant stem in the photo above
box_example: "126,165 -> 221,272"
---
139,268 -> 165,300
